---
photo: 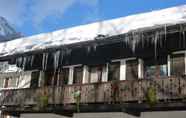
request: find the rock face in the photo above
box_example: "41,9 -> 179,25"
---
0,16 -> 22,42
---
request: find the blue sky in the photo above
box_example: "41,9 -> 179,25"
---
0,0 -> 186,36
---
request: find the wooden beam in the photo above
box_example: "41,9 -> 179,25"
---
120,59 -> 126,80
68,67 -> 74,85
138,59 -> 144,79
167,55 -> 171,76
82,65 -> 89,84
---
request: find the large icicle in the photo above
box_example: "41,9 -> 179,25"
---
54,50 -> 60,71
31,55 -> 35,68
16,57 -> 23,68
23,57 -> 27,70
42,53 -> 48,70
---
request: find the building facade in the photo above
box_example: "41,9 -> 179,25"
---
0,4 -> 186,118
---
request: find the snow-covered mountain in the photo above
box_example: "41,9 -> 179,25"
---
0,17 -> 22,42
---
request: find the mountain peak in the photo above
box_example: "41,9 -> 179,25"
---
0,16 -> 22,42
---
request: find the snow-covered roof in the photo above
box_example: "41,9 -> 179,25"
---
0,4 -> 186,57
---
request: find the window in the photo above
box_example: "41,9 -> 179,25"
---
0,78 -> 4,88
126,60 -> 138,80
58,68 -> 69,85
44,71 -> 53,86
73,67 -> 83,84
108,62 -> 120,81
145,65 -> 167,79
144,57 -> 167,79
89,65 -> 104,83
4,78 -> 9,88
8,77 -> 17,88
2,77 -> 17,88
30,71 -> 40,88
171,54 -> 185,76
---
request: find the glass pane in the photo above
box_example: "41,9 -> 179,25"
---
9,77 -> 17,88
108,62 -> 120,81
171,54 -> 185,76
73,67 -> 83,84
4,78 -> 9,88
145,65 -> 167,79
59,68 -> 69,85
44,71 -> 53,86
126,60 -> 138,80
0,78 -> 4,88
30,71 -> 40,88
89,65 -> 103,83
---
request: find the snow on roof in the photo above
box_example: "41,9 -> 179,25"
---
0,4 -> 186,57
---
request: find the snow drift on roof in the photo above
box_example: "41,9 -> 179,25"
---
0,4 -> 186,57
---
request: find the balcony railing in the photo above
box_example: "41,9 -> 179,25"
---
1,76 -> 186,107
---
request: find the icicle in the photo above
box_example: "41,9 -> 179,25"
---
164,24 -> 167,41
23,57 -> 27,70
125,34 -> 130,44
154,31 -> 159,59
87,46 -> 91,53
183,31 -> 185,48
93,44 -> 97,51
66,48 -> 72,55
31,55 -> 35,67
60,50 -> 64,67
16,57 -> 22,67
124,33 -> 131,50
42,53 -> 48,70
141,32 -> 145,48
180,24 -> 186,48
131,32 -> 141,53
159,30 -> 163,48
54,50 -> 60,71
131,32 -> 135,52
45,53 -> 48,70
42,53 -> 45,70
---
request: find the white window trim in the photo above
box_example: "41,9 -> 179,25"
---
138,59 -> 144,79
102,63 -> 109,82
167,55 -> 171,76
63,64 -> 82,68
120,60 -> 126,80
111,57 -> 137,80
112,57 -> 136,62
68,66 -> 74,85
63,64 -> 82,85
172,50 -> 186,54
82,65 -> 89,84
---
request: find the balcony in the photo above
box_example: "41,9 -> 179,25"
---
1,76 -> 186,112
